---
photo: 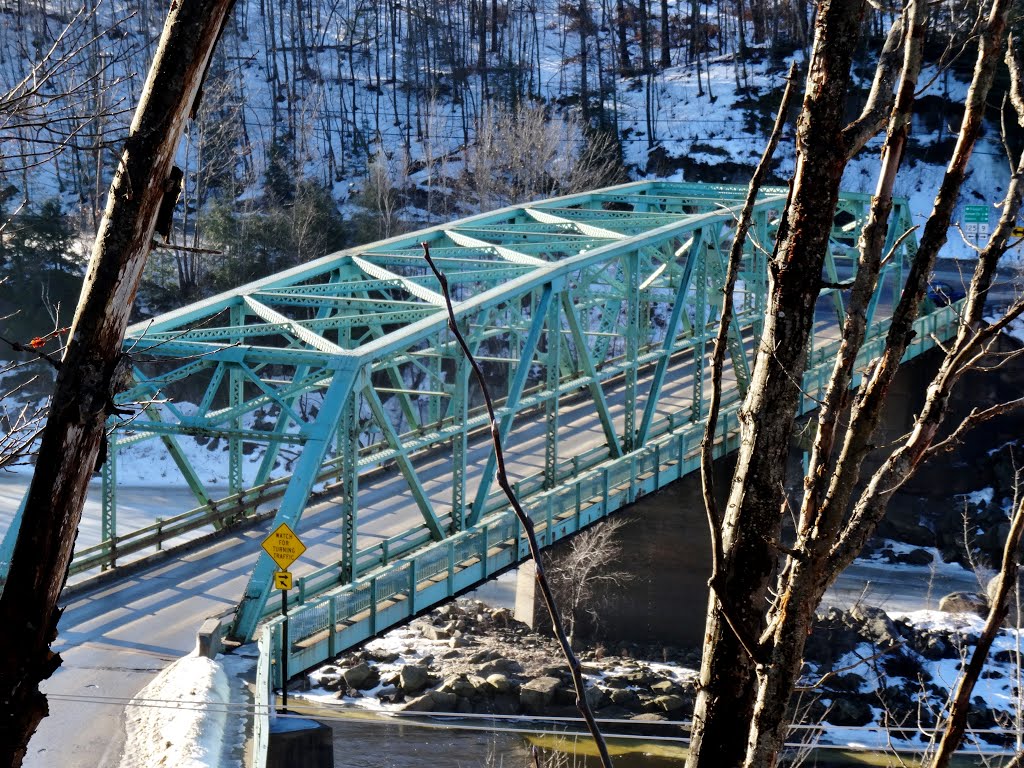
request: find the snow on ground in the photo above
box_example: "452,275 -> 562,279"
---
860,539 -> 991,586
115,645 -> 256,768
118,652 -> 239,768
1004,316 -> 1024,347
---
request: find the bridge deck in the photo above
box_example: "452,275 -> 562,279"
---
0,180 -> 964,768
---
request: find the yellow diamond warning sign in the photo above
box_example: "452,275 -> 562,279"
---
273,570 -> 293,590
261,523 -> 306,570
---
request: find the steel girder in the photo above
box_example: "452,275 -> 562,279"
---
0,181 -> 922,638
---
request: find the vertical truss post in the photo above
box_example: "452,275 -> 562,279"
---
339,384 -> 360,584
468,283 -> 554,526
357,290 -> 421,432
0,493 -> 28,586
636,231 -> 701,446
364,384 -> 443,540
135,397 -> 212,510
691,243 -> 708,422
230,363 -> 360,641
824,246 -> 846,325
543,294 -> 561,489
623,252 -> 640,452
753,208 -> 771,341
228,303 -> 244,496
450,322 -> 470,532
428,352 -> 442,426
561,291 -> 625,460
101,430 -> 117,570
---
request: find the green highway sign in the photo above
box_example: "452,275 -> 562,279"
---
963,205 -> 989,223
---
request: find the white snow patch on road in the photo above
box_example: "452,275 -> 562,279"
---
118,653 -> 232,768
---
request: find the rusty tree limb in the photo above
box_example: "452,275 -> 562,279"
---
422,243 -> 614,768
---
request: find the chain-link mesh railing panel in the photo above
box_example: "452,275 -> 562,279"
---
288,600 -> 330,644
417,547 -> 450,580
455,530 -> 483,563
376,564 -> 412,602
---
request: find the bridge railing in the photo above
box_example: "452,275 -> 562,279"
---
252,298 -> 963,700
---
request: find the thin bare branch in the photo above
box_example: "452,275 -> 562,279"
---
422,242 -> 614,768
699,61 -> 799,665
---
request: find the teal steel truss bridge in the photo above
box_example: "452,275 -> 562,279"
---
0,181 -> 959,656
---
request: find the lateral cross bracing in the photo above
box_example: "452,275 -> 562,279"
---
0,181 -> 959,653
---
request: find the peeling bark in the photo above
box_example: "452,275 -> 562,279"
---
0,1 -> 236,764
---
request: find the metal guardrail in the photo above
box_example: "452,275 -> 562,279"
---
249,300 -> 963,768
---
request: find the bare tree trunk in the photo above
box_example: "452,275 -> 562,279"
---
615,0 -> 631,73
0,1 -> 236,764
686,3 -> 869,765
659,0 -> 670,68
690,0 -> 1017,765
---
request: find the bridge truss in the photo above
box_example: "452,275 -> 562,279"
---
1,180 -> 957,648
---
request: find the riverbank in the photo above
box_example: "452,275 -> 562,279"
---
295,593 -> 1024,763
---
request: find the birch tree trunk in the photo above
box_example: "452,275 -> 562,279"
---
0,1 -> 236,764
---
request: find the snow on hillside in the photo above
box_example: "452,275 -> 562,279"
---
3,1 -> 1014,245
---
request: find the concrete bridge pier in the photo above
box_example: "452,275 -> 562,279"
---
515,454 -> 735,648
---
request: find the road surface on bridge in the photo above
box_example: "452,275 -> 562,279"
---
2,337 -> 716,767
0,297 -> 937,766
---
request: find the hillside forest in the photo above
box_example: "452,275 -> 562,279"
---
0,0 -> 1015,337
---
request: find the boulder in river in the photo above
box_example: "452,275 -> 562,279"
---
520,676 -> 562,713
938,591 -> 988,617
343,662 -> 380,691
399,664 -> 430,693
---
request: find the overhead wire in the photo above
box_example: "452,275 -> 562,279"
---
43,689 -> 1024,755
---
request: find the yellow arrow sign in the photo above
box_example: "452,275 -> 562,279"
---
261,522 -> 306,570
273,570 -> 293,590
1013,226 -> 1024,238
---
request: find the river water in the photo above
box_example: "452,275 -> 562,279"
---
320,713 -> 688,768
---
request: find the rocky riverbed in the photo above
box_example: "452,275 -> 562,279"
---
299,596 -> 1024,752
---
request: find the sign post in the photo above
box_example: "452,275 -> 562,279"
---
261,522 -> 306,712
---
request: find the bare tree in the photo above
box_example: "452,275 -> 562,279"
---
362,148 -> 410,240
545,517 -> 633,646
0,4 -> 130,207
468,103 -> 622,211
0,0 -> 237,763
688,0 -> 1024,766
